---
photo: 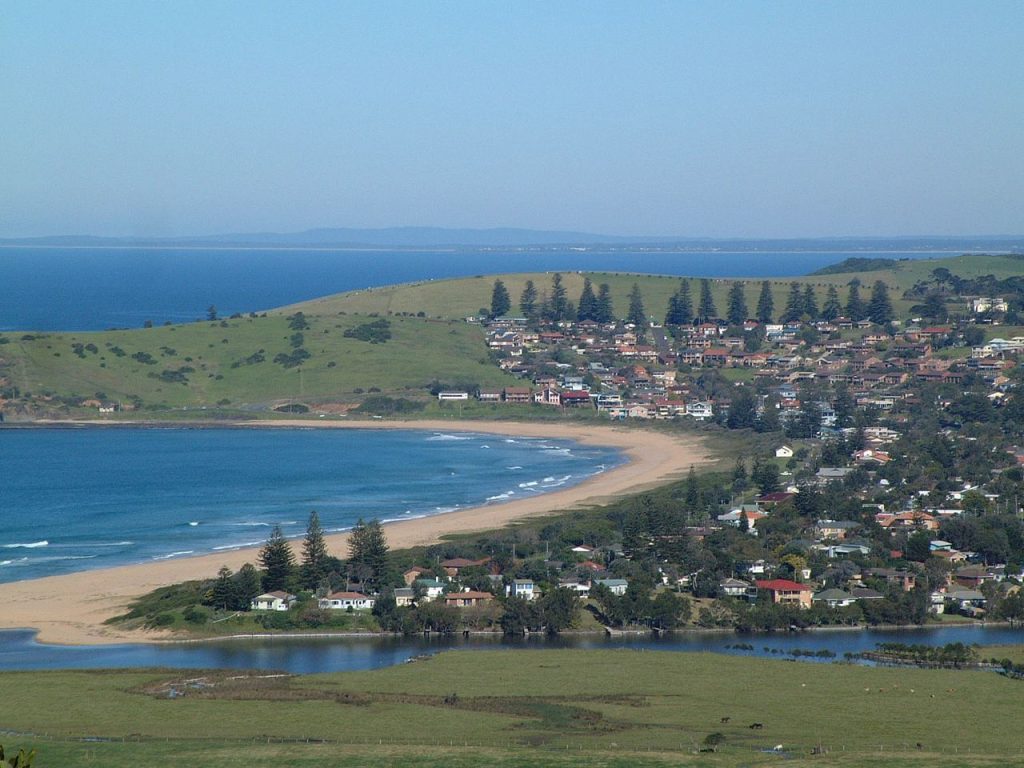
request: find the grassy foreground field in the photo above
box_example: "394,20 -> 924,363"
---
3,649 -> 1023,767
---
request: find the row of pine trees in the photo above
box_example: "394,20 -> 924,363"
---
490,274 -> 895,327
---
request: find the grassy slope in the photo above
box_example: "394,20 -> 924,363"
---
0,313 -> 515,408
2,649 -> 1023,767
284,254 -> 1024,323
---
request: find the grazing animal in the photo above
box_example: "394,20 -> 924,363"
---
720,716 -> 730,724
749,722 -> 764,730
916,742 -> 924,750
774,744 -> 783,752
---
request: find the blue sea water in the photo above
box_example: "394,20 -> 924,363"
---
0,246 -> 962,331
0,427 -> 622,583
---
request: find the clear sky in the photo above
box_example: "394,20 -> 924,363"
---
1,2 -> 1022,238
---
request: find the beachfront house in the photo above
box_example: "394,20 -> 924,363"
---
250,591 -> 297,611
319,591 -> 375,611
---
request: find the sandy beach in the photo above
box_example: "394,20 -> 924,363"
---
0,419 -> 714,645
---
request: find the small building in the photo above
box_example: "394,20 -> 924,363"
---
719,577 -> 755,600
319,591 -> 375,611
594,578 -> 629,596
437,391 -> 469,402
775,445 -> 794,458
812,588 -> 856,608
250,591 -> 296,612
414,578 -> 446,601
444,590 -> 495,608
403,565 -> 431,586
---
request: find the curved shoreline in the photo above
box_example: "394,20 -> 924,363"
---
0,419 -> 714,646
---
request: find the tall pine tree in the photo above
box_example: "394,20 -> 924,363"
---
665,280 -> 693,325
781,281 -> 804,322
726,281 -> 748,325
755,280 -> 774,323
519,280 -> 537,319
259,525 -> 295,592
300,510 -> 330,590
348,518 -> 390,591
802,284 -> 818,320
821,285 -> 842,321
594,283 -> 614,323
868,280 -> 894,324
489,279 -> 511,318
577,277 -> 597,321
547,273 -> 570,322
697,279 -> 717,320
626,283 -> 646,331
845,279 -> 866,321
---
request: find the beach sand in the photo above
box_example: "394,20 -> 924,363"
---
0,419 -> 715,645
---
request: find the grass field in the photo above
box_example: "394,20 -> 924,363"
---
3,649 -> 1023,767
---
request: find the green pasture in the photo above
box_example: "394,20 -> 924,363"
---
0,313 -> 515,409
3,649 -> 1023,767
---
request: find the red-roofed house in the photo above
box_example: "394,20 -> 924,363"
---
440,557 -> 490,578
755,579 -> 813,609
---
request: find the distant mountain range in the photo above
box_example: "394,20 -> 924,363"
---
2,227 -> 1022,251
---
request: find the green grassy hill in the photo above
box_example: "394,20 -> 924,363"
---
286,253 -> 1024,324
0,312 -> 515,412
1,649 -> 1021,767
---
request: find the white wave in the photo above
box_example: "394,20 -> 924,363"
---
31,555 -> 98,563
504,438 -> 517,443
212,541 -> 261,551
486,491 -> 515,501
151,550 -> 194,560
518,481 -> 539,488
543,476 -> 556,483
0,557 -> 29,566
381,513 -> 429,524
188,521 -> 200,526
506,466 -> 523,470
4,541 -> 48,549
426,433 -> 472,441
480,445 -> 490,449
229,522 -> 271,527
543,448 -> 572,456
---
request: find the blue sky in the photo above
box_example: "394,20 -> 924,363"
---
1,2 -> 1022,238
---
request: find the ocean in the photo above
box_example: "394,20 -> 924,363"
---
0,427 -> 622,583
0,246 -> 968,331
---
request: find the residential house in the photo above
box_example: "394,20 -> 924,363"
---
719,577 -> 755,600
444,590 -> 495,608
250,591 -> 296,612
755,579 -> 813,609
595,578 -> 629,596
319,591 -> 375,611
506,578 -> 537,601
812,588 -> 856,608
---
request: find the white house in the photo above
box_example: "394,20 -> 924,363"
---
319,591 -> 376,611
775,445 -> 794,458
594,578 -> 628,596
686,401 -> 714,421
506,578 -> 537,600
250,591 -> 296,612
413,578 -> 446,601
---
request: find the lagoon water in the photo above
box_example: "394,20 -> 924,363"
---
0,427 -> 622,583
2,625 -> 1023,673
0,246 -> 962,331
